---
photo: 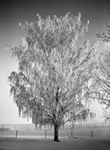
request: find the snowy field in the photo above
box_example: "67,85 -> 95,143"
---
0,137 -> 110,150
0,124 -> 110,150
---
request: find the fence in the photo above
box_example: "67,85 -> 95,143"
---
0,123 -> 110,140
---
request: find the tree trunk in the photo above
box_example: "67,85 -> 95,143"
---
54,124 -> 59,142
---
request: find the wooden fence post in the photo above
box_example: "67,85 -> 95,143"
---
91,130 -> 93,137
45,130 -> 47,139
15,130 -> 18,139
71,130 -> 73,136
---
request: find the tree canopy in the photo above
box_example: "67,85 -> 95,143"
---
8,13 -> 98,141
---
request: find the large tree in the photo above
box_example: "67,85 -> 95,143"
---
8,13 -> 97,141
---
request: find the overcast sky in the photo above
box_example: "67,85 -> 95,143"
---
0,0 -> 110,124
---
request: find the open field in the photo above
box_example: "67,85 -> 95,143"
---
0,125 -> 110,140
0,124 -> 110,150
0,137 -> 110,150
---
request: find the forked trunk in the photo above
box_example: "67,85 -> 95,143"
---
54,124 -> 59,142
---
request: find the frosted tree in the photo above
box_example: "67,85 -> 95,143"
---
95,9 -> 110,121
94,43 -> 110,121
96,8 -> 110,43
8,13 -> 98,141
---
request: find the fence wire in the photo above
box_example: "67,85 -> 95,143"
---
0,123 -> 110,139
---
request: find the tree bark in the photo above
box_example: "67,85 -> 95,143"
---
54,124 -> 59,142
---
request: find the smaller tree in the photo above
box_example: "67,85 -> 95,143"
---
95,9 -> 110,121
94,44 -> 110,121
96,8 -> 110,42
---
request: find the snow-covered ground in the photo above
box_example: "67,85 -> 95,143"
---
0,137 -> 110,150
